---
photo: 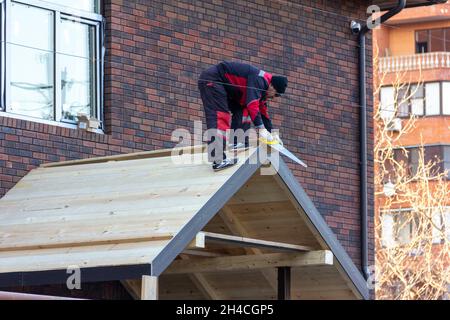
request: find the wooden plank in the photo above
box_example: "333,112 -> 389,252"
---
40,144 -> 208,168
0,216 -> 183,251
39,144 -> 256,169
187,233 -> 206,249
2,167 -> 226,202
27,156 -> 219,184
199,231 -> 314,252
0,240 -> 168,273
0,181 -> 216,220
141,275 -> 158,300
181,250 -> 226,258
165,251 -> 333,275
0,203 -> 203,227
227,183 -> 290,204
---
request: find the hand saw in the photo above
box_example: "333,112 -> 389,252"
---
260,138 -> 308,168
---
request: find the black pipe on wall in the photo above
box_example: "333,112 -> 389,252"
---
354,0 -> 406,280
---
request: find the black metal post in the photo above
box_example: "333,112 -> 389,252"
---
277,267 -> 291,300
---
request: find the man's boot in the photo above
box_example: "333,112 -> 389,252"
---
212,158 -> 238,171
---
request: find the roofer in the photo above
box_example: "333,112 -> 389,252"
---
198,61 -> 288,171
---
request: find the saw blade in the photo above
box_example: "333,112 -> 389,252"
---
265,141 -> 308,168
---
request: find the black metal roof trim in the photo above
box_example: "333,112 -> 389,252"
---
0,264 -> 152,288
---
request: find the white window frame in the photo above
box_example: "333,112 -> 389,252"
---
0,0 -> 104,131
381,207 -> 450,247
443,82 -> 450,115
382,81 -> 450,118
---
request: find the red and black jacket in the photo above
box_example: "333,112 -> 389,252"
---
217,61 -> 273,130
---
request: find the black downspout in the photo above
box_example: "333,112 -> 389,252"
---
356,0 -> 406,280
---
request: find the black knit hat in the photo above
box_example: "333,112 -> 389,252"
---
271,76 -> 288,95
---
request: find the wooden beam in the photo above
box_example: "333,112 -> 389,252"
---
277,267 -> 291,300
182,250 -> 225,258
219,206 -> 278,292
180,255 -> 220,300
187,232 -> 206,249
141,275 -> 158,300
165,251 -> 333,275
121,280 -> 141,300
199,231 -> 313,252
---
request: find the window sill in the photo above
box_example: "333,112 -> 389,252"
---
0,111 -> 104,134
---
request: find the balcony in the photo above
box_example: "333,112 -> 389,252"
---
379,52 -> 450,73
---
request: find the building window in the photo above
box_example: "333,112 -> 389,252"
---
380,82 -> 448,118
415,28 -> 450,53
443,82 -> 450,115
1,0 -> 104,128
411,84 -> 425,116
45,0 -> 100,13
380,86 -> 395,120
444,146 -> 450,179
446,209 -> 450,241
425,83 -> 440,116
381,208 -> 449,248
393,146 -> 449,178
381,210 -> 417,247
409,148 -> 420,177
416,30 -> 428,53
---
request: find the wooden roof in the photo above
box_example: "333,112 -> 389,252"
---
0,146 -> 369,299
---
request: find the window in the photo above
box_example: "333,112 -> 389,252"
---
394,212 -> 417,245
1,0 -> 103,128
415,28 -> 450,53
381,209 -> 448,247
443,82 -> 450,115
426,145 -> 444,176
393,146 -> 449,178
444,146 -> 450,179
446,209 -> 450,241
8,3 -> 54,119
381,214 -> 395,248
409,148 -> 420,177
430,29 -> 445,52
381,210 -> 417,247
432,211 -> 443,244
416,30 -> 428,53
60,17 -> 97,121
411,84 -> 424,116
380,82 -> 446,118
398,87 -> 409,117
425,83 -> 440,116
380,86 -> 395,121
45,0 -> 100,13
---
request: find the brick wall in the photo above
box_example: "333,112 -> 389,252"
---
0,0 -> 374,297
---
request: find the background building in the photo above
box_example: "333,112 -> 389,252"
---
374,2 -> 450,299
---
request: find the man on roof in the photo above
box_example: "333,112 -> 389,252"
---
198,61 -> 288,171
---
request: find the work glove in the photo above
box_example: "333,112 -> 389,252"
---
258,128 -> 274,143
272,132 -> 283,146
